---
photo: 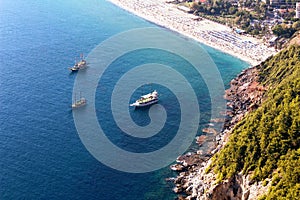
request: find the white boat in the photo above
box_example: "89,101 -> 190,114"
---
69,54 -> 87,72
72,92 -> 87,108
130,90 -> 158,107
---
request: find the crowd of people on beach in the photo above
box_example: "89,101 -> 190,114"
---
198,30 -> 275,62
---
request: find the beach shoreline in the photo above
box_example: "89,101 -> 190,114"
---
109,0 -> 276,66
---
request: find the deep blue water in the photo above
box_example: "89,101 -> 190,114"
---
0,0 -> 249,199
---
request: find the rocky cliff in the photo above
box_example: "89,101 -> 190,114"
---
170,45 -> 300,200
170,67 -> 269,200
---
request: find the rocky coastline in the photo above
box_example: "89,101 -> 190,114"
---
169,66 -> 270,200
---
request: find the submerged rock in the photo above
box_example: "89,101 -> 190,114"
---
196,135 -> 207,146
170,164 -> 185,171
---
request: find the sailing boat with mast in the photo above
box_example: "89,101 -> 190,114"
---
69,53 -> 87,72
72,92 -> 87,108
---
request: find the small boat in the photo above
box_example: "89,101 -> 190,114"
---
69,54 -> 87,72
72,92 -> 87,108
130,90 -> 158,107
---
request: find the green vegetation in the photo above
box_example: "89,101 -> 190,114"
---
189,0 -> 268,35
190,0 -> 237,16
259,149 -> 300,199
187,0 -> 300,36
208,45 -> 300,198
272,23 -> 299,38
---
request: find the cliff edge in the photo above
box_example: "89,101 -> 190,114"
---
171,45 -> 300,200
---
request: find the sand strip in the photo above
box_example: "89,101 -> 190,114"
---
109,0 -> 276,66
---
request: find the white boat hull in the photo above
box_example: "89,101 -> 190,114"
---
130,99 -> 158,107
130,90 -> 159,107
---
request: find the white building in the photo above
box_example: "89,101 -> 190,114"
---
270,0 -> 283,6
296,2 -> 300,19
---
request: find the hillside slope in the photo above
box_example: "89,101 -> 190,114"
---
209,45 -> 300,199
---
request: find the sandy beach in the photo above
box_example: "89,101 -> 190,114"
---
109,0 -> 276,65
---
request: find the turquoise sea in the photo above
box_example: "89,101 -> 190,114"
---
0,0 -> 249,199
